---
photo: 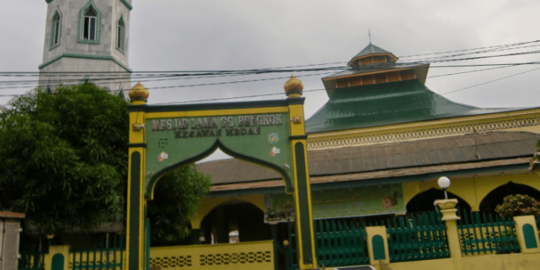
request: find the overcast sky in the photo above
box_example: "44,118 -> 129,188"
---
1,0 -> 540,159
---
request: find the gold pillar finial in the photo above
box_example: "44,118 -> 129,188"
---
284,74 -> 303,98
128,81 -> 149,104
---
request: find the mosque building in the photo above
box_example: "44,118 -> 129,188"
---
194,42 -> 540,245
35,1 -> 540,269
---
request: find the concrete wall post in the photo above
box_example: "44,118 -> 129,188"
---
435,199 -> 462,270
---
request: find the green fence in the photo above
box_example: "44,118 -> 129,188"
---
287,218 -> 369,269
385,211 -> 450,262
70,237 -> 125,270
314,219 -> 369,267
286,220 -> 299,270
457,209 -> 520,255
19,251 -> 45,270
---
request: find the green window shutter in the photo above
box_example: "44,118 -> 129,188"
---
51,254 -> 64,270
523,224 -> 538,249
372,235 -> 386,260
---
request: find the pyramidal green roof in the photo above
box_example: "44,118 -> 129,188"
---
352,43 -> 394,59
306,80 -> 515,134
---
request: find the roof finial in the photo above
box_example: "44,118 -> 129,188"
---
368,29 -> 371,44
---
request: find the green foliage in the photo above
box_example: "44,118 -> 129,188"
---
0,84 -> 129,234
495,194 -> 540,218
529,140 -> 540,171
148,164 -> 211,246
0,84 -> 211,240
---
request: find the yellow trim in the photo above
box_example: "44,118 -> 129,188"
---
288,104 -> 306,136
513,216 -> 540,253
323,66 -> 425,81
365,226 -> 390,265
291,139 -> 317,269
300,140 -> 317,269
145,107 -> 289,119
126,147 -> 146,270
290,139 -> 304,267
129,112 -> 145,144
404,173 -> 540,212
308,108 -> 540,144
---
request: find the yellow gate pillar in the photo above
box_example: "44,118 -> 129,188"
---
435,199 -> 463,270
285,75 -> 317,269
126,82 -> 150,270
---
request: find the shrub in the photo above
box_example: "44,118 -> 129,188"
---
495,194 -> 540,217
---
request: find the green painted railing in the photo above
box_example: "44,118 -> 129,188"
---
385,211 -> 450,262
286,219 -> 299,270
18,251 -> 45,270
457,209 -> 520,255
287,218 -> 369,269
314,219 -> 369,267
70,237 -> 125,270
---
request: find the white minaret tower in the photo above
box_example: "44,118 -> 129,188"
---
39,0 -> 132,96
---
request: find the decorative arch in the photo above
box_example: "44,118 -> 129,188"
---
406,188 -> 471,213
146,139 -> 292,200
116,15 -> 126,51
479,181 -> 540,213
190,195 -> 265,229
50,9 -> 62,48
127,95 -> 318,269
199,199 -> 270,244
78,0 -> 101,44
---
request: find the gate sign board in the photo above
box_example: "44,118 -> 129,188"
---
145,113 -> 295,197
126,78 -> 318,270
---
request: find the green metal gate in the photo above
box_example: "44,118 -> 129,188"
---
287,219 -> 369,269
457,209 -> 520,255
385,211 -> 450,262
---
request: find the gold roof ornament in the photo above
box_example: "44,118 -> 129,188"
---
128,81 -> 149,103
284,74 -> 303,98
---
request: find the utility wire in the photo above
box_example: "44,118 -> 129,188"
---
2,40 -> 540,77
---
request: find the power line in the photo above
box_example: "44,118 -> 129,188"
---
140,65 -> 540,106
2,40 -> 540,77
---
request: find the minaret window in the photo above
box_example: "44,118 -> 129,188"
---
50,11 -> 61,48
78,1 -> 101,44
83,9 -> 97,40
116,16 -> 125,51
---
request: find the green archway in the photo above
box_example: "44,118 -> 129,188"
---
126,80 -> 317,270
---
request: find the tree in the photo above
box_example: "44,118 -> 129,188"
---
148,164 -> 211,246
528,140 -> 540,172
0,84 -> 211,243
495,194 -> 540,217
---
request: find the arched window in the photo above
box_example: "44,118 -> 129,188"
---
116,16 -> 125,51
78,0 -> 101,43
479,182 -> 540,214
83,8 -> 97,40
50,11 -> 61,48
406,188 -> 471,213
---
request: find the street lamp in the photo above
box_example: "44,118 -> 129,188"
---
438,176 -> 451,199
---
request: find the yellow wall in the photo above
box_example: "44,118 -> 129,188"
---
462,253 -> 540,270
384,253 -> 540,270
403,173 -> 540,211
190,194 -> 265,229
150,240 -> 274,270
